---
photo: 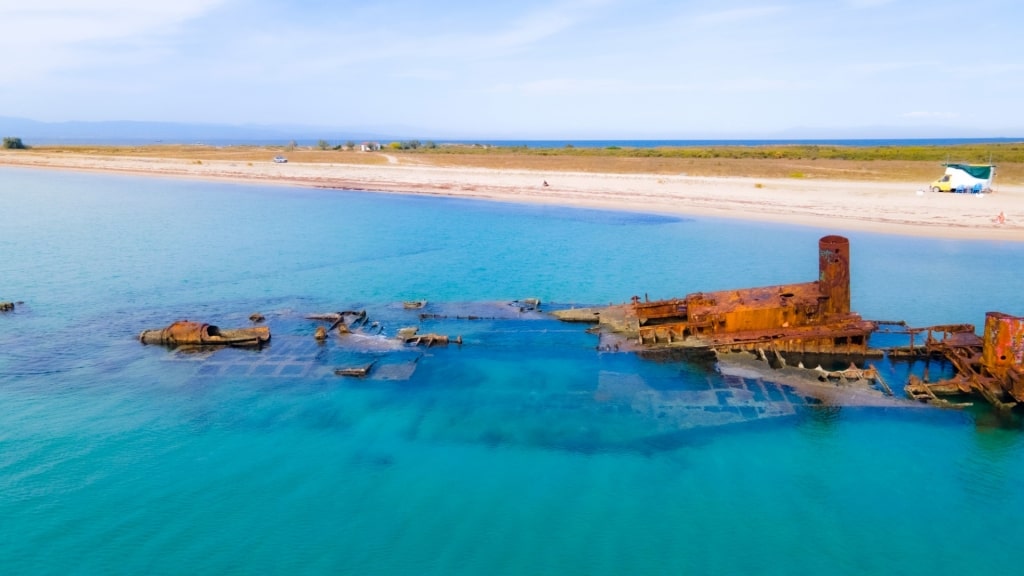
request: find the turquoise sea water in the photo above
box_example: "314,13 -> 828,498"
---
2,167 -> 1023,575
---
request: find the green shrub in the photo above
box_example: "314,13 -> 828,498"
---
2,136 -> 27,149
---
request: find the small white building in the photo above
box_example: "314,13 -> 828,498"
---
360,142 -> 381,152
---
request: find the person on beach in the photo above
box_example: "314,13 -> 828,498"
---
994,211 -> 1006,225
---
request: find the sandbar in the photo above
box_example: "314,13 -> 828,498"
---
2,150 -> 1022,241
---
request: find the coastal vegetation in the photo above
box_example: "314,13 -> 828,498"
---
415,142 -> 1024,163
2,136 -> 27,149
8,142 -> 1023,184
399,142 -> 1024,184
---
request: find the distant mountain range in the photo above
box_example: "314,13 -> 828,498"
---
0,117 -> 399,145
1,116 -> 1019,145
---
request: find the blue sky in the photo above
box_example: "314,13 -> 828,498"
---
2,0 -> 1022,138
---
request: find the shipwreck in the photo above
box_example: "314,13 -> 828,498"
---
135,235 -> 1024,411
554,235 -> 1024,410
555,235 -> 875,356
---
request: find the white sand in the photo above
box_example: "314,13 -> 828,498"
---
3,151 -> 1022,241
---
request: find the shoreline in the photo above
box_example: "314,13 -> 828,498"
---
3,151 -> 1023,241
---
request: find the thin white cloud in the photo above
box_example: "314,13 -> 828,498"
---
489,77 -> 621,95
0,1 -> 227,79
849,61 -> 937,74
464,0 -> 617,56
695,5 -> 787,24
902,111 -> 958,119
948,62 -> 1024,79
212,0 -> 617,83
488,11 -> 576,50
489,75 -> 806,96
391,69 -> 455,82
847,0 -> 897,7
0,1 -> 225,43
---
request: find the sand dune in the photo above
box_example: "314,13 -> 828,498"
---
3,150 -> 1021,241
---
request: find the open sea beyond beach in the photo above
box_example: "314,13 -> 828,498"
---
3,166 -> 1024,575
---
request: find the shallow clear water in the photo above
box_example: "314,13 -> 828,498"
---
2,167 -> 1023,575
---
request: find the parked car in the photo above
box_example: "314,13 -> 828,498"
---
273,156 -> 288,163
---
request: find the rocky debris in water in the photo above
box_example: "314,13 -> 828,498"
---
314,326 -> 328,341
398,326 -> 462,347
406,334 -> 462,347
249,313 -> 265,323
335,361 -> 376,377
512,298 -> 541,312
550,306 -> 603,323
0,301 -> 14,312
308,310 -> 372,336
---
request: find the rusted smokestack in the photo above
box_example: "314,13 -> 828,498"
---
818,235 -> 850,316
982,312 -> 1024,377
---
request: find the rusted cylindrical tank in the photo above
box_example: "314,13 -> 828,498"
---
818,235 -> 850,316
982,312 -> 1024,377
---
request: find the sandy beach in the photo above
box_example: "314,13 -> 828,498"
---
3,150 -> 1022,241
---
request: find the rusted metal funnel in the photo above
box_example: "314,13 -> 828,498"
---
818,235 -> 850,316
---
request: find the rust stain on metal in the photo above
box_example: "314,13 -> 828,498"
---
905,312 -> 1024,409
629,235 -> 876,355
139,320 -> 271,348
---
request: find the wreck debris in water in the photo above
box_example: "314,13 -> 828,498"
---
903,312 -> 1024,409
139,320 -> 271,348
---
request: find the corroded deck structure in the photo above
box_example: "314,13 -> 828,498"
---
556,235 -> 877,356
633,236 -> 875,354
905,312 -> 1024,409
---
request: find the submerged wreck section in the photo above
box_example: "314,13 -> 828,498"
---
905,312 -> 1024,409
554,234 -> 1024,411
140,320 -> 270,348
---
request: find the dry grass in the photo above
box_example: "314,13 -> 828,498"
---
32,144 -> 390,166
24,144 -> 1024,184
402,153 -> 1024,184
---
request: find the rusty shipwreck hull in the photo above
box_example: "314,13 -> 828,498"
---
630,235 -> 876,355
904,312 -> 1024,409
